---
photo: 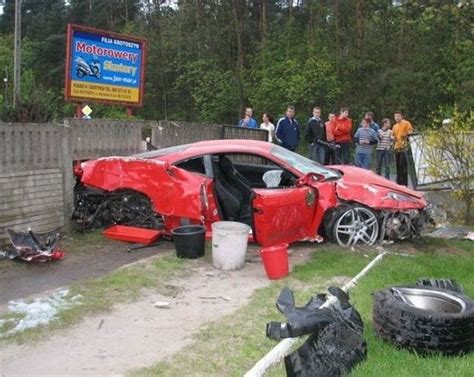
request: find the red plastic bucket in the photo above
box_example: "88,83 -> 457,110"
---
260,244 -> 289,280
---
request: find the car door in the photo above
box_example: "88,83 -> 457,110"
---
252,185 -> 319,247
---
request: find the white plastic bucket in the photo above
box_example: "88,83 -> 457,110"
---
212,221 -> 251,270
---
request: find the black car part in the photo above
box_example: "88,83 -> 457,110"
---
285,320 -> 367,377
266,286 -> 363,340
373,285 -> 474,356
267,286 -> 367,377
73,183 -> 164,231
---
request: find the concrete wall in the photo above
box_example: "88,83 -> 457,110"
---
0,123 -> 72,244
151,121 -> 268,149
64,118 -> 144,160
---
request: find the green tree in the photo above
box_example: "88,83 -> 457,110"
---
425,106 -> 473,225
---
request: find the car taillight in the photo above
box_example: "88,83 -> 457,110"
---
73,161 -> 83,177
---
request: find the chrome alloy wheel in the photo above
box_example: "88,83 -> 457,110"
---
334,206 -> 379,246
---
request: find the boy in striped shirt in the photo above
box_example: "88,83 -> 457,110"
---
354,118 -> 378,169
376,118 -> 393,179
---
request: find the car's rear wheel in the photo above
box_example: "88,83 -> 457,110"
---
326,205 -> 380,246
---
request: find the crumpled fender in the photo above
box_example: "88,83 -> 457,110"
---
80,157 -> 208,220
336,181 -> 426,210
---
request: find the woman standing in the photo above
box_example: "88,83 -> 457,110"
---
260,113 -> 275,143
376,118 -> 393,179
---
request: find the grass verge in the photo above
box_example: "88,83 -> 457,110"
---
130,238 -> 473,377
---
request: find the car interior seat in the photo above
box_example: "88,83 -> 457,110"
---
212,156 -> 252,226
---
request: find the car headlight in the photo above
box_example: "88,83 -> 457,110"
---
386,192 -> 419,203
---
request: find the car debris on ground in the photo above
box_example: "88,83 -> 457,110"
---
0,228 -> 65,263
266,286 -> 367,377
0,289 -> 82,338
424,224 -> 474,241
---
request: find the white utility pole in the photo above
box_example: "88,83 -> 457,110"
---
13,0 -> 21,107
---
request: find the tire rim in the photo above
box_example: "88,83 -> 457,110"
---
392,287 -> 466,313
335,207 -> 379,246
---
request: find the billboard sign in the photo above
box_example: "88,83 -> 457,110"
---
65,24 -> 147,107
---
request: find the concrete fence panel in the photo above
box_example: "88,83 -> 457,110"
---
64,118 -> 144,160
0,123 -> 72,244
151,121 -> 269,149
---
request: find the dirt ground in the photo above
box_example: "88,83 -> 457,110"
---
0,234 -> 165,305
0,241 -> 315,376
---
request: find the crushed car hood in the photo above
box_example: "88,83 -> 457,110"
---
329,165 -> 426,210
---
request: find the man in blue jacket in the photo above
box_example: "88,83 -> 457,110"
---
238,107 -> 258,129
275,105 -> 300,151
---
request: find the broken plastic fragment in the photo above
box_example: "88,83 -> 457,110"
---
6,228 -> 64,263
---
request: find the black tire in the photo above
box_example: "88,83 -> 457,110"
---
416,278 -> 464,294
324,204 -> 351,242
373,285 -> 474,356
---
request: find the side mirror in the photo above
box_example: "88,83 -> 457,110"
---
297,172 -> 325,187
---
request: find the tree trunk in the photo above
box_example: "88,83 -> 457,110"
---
334,0 -> 341,73
260,0 -> 267,42
232,0 -> 245,113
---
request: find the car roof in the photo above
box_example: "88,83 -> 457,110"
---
136,139 -> 274,163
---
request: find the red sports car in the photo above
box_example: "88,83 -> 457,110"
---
73,140 -> 428,246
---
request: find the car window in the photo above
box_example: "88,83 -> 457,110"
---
271,144 -> 341,180
216,153 -> 296,188
175,157 -> 206,175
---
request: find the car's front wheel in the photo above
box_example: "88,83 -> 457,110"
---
326,205 -> 380,246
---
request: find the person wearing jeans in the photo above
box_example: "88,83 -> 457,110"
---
376,118 -> 393,179
354,118 -> 378,169
305,106 -> 327,164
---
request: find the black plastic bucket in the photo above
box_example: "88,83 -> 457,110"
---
171,225 -> 206,259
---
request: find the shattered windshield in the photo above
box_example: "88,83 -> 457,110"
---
271,145 -> 341,180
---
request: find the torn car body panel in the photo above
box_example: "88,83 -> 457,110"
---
5,229 -> 64,262
331,165 -> 426,210
80,157 -> 208,221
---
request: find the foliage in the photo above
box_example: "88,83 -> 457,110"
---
425,105 -> 473,224
0,1 -> 472,124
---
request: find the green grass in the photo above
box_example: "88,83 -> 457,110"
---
129,238 -> 473,377
0,252 -> 189,345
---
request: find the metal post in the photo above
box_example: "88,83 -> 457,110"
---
13,0 -> 21,107
3,68 -> 8,108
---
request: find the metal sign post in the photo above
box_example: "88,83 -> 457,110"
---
13,0 -> 21,107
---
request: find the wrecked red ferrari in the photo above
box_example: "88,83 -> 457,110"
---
73,140 -> 428,246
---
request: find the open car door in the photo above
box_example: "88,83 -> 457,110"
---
80,158 -> 208,220
252,186 -> 319,247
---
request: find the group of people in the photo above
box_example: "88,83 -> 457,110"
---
237,106 -> 413,186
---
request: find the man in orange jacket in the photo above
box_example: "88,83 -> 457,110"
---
392,111 -> 413,186
330,107 -> 353,164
